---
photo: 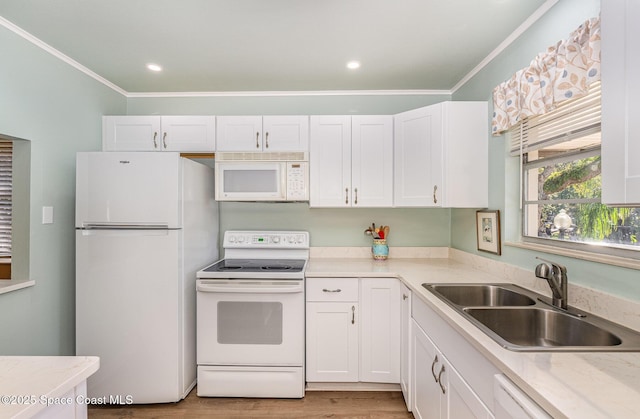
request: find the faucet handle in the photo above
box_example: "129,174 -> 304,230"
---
535,256 -> 566,272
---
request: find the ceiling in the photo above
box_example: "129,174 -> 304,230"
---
0,0 -> 550,94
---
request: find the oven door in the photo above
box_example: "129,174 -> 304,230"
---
196,280 -> 304,366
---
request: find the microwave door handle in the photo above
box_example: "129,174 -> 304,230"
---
197,283 -> 303,294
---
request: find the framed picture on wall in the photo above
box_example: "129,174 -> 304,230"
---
476,210 -> 501,255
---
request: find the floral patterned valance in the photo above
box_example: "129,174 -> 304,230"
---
492,16 -> 601,135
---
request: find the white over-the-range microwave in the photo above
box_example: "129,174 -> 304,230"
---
214,152 -> 309,202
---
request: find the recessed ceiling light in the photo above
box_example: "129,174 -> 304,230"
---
147,63 -> 163,72
346,61 -> 361,70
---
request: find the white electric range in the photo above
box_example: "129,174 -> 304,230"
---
196,230 -> 309,398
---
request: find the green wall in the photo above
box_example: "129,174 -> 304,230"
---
0,25 -> 126,355
452,0 -> 640,301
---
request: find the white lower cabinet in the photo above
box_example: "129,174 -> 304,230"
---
306,301 -> 359,382
400,283 -> 412,410
306,277 -> 400,383
412,295 -> 499,419
412,319 -> 493,419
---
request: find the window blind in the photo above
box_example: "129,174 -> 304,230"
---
509,81 -> 601,156
0,140 -> 12,257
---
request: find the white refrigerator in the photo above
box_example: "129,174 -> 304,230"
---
75,151 -> 219,403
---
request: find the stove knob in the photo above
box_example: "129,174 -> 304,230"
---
286,236 -> 294,244
228,235 -> 236,243
296,235 -> 304,243
272,236 -> 281,244
237,236 -> 245,243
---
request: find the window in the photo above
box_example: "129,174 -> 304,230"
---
0,139 -> 11,279
513,82 -> 640,256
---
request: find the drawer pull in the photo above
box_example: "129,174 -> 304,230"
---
437,365 -> 446,394
403,293 -> 408,300
322,288 -> 342,293
351,305 -> 355,324
431,355 -> 439,382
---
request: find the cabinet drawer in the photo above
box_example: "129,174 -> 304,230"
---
306,278 -> 358,301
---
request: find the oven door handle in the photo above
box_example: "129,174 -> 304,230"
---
197,282 -> 303,294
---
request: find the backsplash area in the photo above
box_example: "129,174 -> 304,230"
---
310,246 -> 449,259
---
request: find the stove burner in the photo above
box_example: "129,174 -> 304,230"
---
219,266 -> 243,270
261,265 -> 293,271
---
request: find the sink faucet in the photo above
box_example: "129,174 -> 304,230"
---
534,257 -> 568,310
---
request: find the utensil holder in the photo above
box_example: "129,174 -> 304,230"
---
372,239 -> 389,260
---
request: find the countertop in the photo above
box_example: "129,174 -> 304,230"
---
0,356 -> 99,418
305,256 -> 640,419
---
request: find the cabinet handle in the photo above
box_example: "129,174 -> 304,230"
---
354,187 -> 358,205
351,305 -> 355,324
403,294 -> 408,300
162,132 -> 167,149
153,132 -> 158,149
256,132 -> 260,148
345,187 -> 349,205
433,185 -> 438,204
437,365 -> 446,394
322,288 -> 342,293
431,355 -> 439,382
265,132 -> 269,148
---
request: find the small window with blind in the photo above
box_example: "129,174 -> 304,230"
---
0,139 -> 12,279
512,82 -> 640,256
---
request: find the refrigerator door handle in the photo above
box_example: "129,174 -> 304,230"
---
80,223 -> 170,230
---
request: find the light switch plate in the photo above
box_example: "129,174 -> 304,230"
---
42,206 -> 54,224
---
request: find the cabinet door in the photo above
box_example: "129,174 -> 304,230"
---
103,116 -> 161,151
309,116 -> 352,207
351,116 -> 394,207
400,284 -> 412,410
393,105 -> 443,207
263,116 -> 309,152
411,320 -> 442,419
444,359 -> 494,419
216,116 -> 263,151
441,102 -> 488,208
306,302 -> 359,382
601,0 -> 640,205
161,116 -> 215,152
359,277 -> 400,383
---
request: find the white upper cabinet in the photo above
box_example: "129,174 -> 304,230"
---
309,116 -> 352,207
394,105 -> 443,207
102,116 -> 215,152
394,102 -> 488,208
310,115 -> 393,207
216,116 -> 309,152
601,0 -> 640,205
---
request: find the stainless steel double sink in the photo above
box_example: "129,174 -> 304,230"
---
422,283 -> 640,352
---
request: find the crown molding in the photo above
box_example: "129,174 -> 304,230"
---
125,89 -> 451,98
0,16 -> 128,97
2,0 -> 559,99
451,0 -> 560,94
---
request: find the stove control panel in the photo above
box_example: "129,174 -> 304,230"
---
224,231 -> 309,249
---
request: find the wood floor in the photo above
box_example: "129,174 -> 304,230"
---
88,389 -> 414,418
